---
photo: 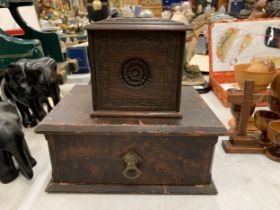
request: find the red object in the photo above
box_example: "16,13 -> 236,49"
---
5,29 -> 25,36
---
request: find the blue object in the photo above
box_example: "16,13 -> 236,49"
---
162,0 -> 183,7
229,0 -> 244,13
66,46 -> 90,74
134,6 -> 142,16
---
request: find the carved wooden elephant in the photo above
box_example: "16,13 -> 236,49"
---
0,102 -> 36,183
1,57 -> 60,127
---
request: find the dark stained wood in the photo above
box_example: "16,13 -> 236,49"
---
265,147 -> 280,162
265,122 -> 280,161
237,80 -> 255,136
35,86 -> 226,136
269,73 -> 280,113
36,85 -> 226,194
228,93 -> 268,105
223,81 -> 265,154
44,134 -> 216,185
222,137 -> 265,154
46,180 -> 217,195
268,96 -> 280,113
84,18 -> 192,31
86,18 -> 188,118
90,111 -> 182,118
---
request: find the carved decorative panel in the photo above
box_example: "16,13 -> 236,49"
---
87,18 -> 187,115
120,58 -> 151,89
92,31 -> 181,111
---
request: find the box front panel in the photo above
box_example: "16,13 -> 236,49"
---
91,31 -> 183,111
50,134 -> 216,185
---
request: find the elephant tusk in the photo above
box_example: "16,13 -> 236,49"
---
47,97 -> 54,108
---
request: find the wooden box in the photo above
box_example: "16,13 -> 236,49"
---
85,18 -> 187,118
208,18 -> 280,107
35,85 -> 226,194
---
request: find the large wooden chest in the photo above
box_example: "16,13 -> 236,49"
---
85,18 -> 189,118
35,85 -> 226,194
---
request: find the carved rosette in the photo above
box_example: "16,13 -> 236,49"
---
120,58 -> 151,89
94,33 -> 179,110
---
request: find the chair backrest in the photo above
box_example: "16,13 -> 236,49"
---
8,1 -> 64,62
0,28 -> 44,70
0,0 -> 9,8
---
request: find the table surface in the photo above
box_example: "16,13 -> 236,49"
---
1,74 -> 279,210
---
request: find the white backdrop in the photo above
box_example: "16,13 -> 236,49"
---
210,19 -> 280,71
0,5 -> 40,31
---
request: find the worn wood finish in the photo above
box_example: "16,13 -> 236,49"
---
265,147 -> 280,162
265,121 -> 280,161
36,86 -> 226,135
46,181 -> 217,195
85,18 -> 192,31
85,18 -> 189,118
90,111 -> 182,118
35,85 -> 226,194
44,134 -> 217,185
269,73 -> 280,113
237,80 -> 255,136
222,136 -> 265,154
228,94 -> 268,105
223,81 -> 265,154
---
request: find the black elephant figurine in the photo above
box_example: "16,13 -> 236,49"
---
0,102 -> 36,184
1,57 -> 60,127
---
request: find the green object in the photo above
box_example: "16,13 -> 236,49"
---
0,28 -> 44,71
0,0 -> 9,7
8,1 -> 64,62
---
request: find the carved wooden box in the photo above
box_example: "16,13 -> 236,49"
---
85,18 -> 187,118
35,85 -> 226,194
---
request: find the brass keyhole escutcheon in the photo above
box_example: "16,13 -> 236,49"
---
122,149 -> 142,180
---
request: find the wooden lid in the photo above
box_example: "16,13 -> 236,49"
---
85,18 -> 191,31
35,85 -> 226,136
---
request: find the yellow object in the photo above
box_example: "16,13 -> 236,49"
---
254,56 -> 280,69
246,59 -> 275,73
217,28 -> 240,62
238,34 -> 253,54
93,0 -> 102,11
234,60 -> 276,93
